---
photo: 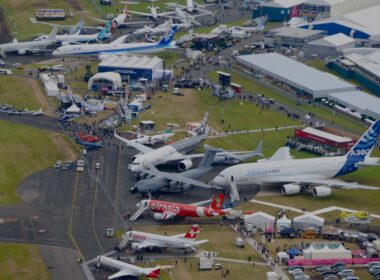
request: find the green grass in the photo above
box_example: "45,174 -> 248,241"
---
0,120 -> 63,204
130,87 -> 300,132
0,76 -> 41,110
209,70 -> 366,134
0,243 -> 51,280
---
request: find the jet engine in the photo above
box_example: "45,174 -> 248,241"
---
153,213 -> 164,220
61,42 -> 70,46
281,183 -> 301,195
17,49 -> 26,55
131,243 -> 141,250
313,186 -> 332,197
178,159 -> 193,171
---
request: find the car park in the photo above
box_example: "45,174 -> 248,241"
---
337,269 -> 354,278
322,275 -> 337,280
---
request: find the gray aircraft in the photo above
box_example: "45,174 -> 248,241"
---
131,146 -> 221,195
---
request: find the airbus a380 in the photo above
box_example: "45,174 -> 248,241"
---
52,25 -> 177,57
118,224 -> 208,252
212,120 -> 380,201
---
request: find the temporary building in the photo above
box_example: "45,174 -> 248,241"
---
293,213 -> 324,230
276,215 -> 292,232
244,211 -> 275,232
128,99 -> 143,112
88,72 -> 122,91
277,252 -> 290,265
303,242 -> 352,260
65,103 -> 80,115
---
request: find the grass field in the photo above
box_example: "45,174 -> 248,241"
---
125,87 -> 300,133
0,120 -> 64,204
0,76 -> 42,110
208,70 -> 366,135
0,243 -> 51,280
134,224 -> 263,261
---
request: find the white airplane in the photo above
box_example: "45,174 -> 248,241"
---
127,1 -> 171,21
52,25 -> 177,57
35,20 -> 112,44
133,20 -> 191,36
96,255 -> 170,279
130,130 -> 174,145
118,224 -> 208,252
168,6 -> 202,26
114,112 -> 209,172
166,0 -> 214,14
0,27 -> 57,57
94,2 -> 149,28
212,120 -> 380,201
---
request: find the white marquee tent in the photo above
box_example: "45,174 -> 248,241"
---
276,215 -> 292,232
244,211 -> 275,232
303,242 -> 352,260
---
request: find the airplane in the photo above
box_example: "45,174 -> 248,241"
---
133,20 -> 192,36
96,255 -> 171,279
35,20 -> 112,44
340,211 -> 370,221
52,25 -> 178,57
127,1 -> 171,21
115,112 -> 209,173
131,143 -> 263,195
167,6 -> 203,26
93,2 -> 150,28
131,146 -> 222,194
118,224 -> 208,252
212,120 -> 380,201
166,0 -> 214,14
130,193 -> 231,221
130,130 -> 174,145
75,137 -> 103,149
0,27 -> 57,57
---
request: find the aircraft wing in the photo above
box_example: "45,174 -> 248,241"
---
262,175 -> 379,190
109,270 -> 134,280
142,166 -> 219,190
128,10 -> 153,17
132,241 -> 163,250
161,211 -> 178,220
114,131 -> 153,153
191,199 -> 212,206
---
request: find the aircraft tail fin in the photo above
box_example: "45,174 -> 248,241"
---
346,120 -> 380,161
210,193 -> 225,210
146,268 -> 161,278
158,25 -> 177,46
270,146 -> 291,161
184,224 -> 202,239
47,27 -> 58,41
198,146 -> 221,168
195,112 -> 208,136
236,139 -> 263,161
97,20 -> 112,40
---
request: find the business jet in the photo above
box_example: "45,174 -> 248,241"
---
133,20 -> 191,36
212,120 -> 380,201
96,255 -> 171,279
93,2 -> 149,28
118,224 -> 208,252
115,112 -> 209,172
166,0 -> 214,14
0,27 -> 57,57
130,130 -> 174,145
35,20 -> 112,44
52,25 -> 177,57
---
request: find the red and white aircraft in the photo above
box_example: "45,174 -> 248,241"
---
118,224 -> 208,252
96,255 -> 171,279
130,193 -> 230,221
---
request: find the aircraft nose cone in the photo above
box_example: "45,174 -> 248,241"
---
130,186 -> 138,194
212,175 -> 227,186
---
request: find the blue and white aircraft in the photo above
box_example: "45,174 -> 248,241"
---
52,25 -> 177,57
212,120 -> 380,201
35,20 -> 112,44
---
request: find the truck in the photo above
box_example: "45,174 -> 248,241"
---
198,257 -> 214,270
0,68 -> 12,75
235,237 -> 244,248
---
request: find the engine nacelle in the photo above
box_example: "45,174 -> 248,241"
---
131,243 -> 140,250
61,41 -> 70,46
153,213 -> 164,220
17,49 -> 26,55
281,183 -> 301,195
178,159 -> 193,171
181,183 -> 192,191
313,186 -> 332,197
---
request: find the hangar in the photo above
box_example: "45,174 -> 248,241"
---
265,27 -> 324,48
327,48 -> 380,96
300,4 -> 380,39
303,33 -> 356,58
88,72 -> 123,91
98,54 -> 165,81
300,0 -> 379,19
235,53 -> 355,99
252,0 -> 304,22
328,90 -> 380,120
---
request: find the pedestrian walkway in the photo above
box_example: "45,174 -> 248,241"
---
250,199 -> 304,213
207,125 -> 305,139
229,225 -> 290,280
195,251 -> 269,266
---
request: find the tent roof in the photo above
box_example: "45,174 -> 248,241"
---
277,215 -> 292,223
244,211 -> 275,220
293,213 -> 324,223
66,103 -> 80,113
